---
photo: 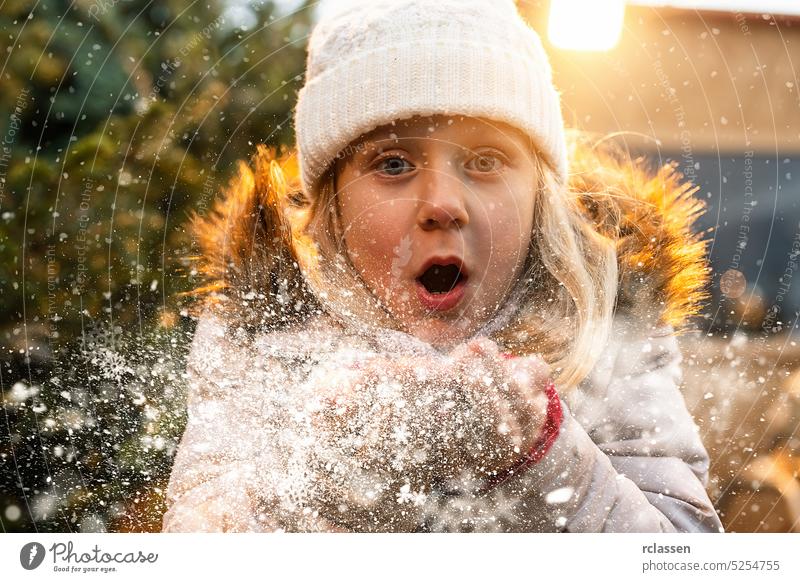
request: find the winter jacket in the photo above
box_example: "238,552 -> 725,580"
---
161,143 -> 724,533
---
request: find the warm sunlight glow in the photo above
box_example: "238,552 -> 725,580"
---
547,0 -> 626,51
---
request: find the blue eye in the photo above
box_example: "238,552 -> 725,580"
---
375,156 -> 414,176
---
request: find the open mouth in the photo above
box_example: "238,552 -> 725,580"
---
413,257 -> 469,311
416,263 -> 467,294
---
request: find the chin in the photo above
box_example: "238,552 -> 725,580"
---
405,316 -> 474,350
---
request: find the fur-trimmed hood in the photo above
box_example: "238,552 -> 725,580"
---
186,136 -> 711,341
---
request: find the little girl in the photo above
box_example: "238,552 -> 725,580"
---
162,0 -> 723,532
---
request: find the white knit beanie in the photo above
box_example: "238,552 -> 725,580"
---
293,0 -> 568,196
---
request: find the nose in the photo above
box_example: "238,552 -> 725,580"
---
415,169 -> 470,231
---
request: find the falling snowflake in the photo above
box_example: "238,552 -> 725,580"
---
396,483 -> 427,506
544,486 -> 574,505
392,423 -> 409,444
91,348 -> 134,382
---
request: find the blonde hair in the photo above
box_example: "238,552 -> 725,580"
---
285,134 -> 619,392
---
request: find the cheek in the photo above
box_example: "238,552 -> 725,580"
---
338,194 -> 411,281
475,191 -> 534,287
505,179 -> 536,247
480,195 -> 534,253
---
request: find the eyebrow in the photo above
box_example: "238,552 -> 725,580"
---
352,132 -> 531,162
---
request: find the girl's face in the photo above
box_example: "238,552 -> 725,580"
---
334,114 -> 538,347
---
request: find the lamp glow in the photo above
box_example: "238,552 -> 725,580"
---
547,0 -> 626,51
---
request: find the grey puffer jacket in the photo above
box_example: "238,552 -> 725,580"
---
161,308 -> 722,533
160,144 -> 722,532
500,314 -> 721,532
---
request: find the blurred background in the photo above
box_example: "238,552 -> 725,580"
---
0,0 -> 798,532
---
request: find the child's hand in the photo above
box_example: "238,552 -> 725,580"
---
307,351 -> 464,531
311,351 -> 464,465
304,341 -> 553,530
446,337 -> 551,479
309,340 -> 552,480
